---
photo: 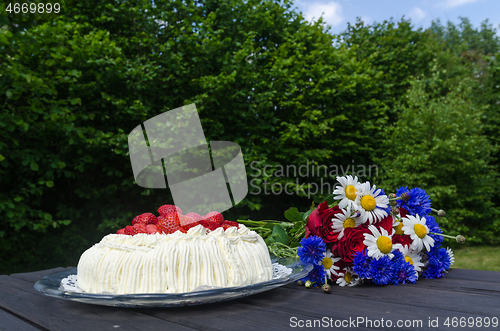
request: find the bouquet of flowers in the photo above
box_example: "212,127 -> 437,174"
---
294,175 -> 464,292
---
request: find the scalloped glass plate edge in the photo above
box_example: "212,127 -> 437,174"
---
34,256 -> 312,307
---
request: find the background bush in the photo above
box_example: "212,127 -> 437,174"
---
1,0 -> 499,273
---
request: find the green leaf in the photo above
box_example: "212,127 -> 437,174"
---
0,154 -> 5,162
46,181 -> 54,188
30,161 -> 39,171
271,225 -> 289,245
60,220 -> 72,226
13,196 -> 22,202
284,207 -> 302,223
70,98 -> 81,105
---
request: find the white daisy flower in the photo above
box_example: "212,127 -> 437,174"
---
398,244 -> 424,272
446,247 -> 455,266
331,205 -> 364,239
401,215 -> 435,252
321,250 -> 341,278
363,225 -> 400,259
332,175 -> 362,209
355,182 -> 389,224
336,267 -> 362,287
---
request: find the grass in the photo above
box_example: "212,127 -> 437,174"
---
451,246 -> 500,272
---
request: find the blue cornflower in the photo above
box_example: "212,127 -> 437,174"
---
300,264 -> 327,287
390,250 -> 417,285
353,250 -> 372,279
369,255 -> 396,285
425,215 -> 444,247
396,187 -> 431,216
394,260 -> 418,285
297,236 -> 326,265
391,250 -> 405,264
422,247 -> 451,279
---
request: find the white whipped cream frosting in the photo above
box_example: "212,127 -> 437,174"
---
76,224 -> 273,294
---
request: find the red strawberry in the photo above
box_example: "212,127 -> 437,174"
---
146,224 -> 159,234
156,213 -> 181,234
179,214 -> 198,230
117,228 -> 126,235
202,211 -> 224,229
124,225 -> 139,236
185,212 -> 202,223
198,219 -> 210,229
132,212 -> 157,225
133,223 -> 148,234
132,215 -> 141,224
222,221 -> 240,230
158,204 -> 183,216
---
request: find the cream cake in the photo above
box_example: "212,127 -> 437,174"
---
76,224 -> 273,294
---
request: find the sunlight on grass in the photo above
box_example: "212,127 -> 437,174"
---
451,246 -> 500,272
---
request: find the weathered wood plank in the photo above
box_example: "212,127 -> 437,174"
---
0,308 -> 45,331
236,284 -> 499,330
3,267 -> 500,331
281,280 -> 499,316
0,276 -> 195,331
447,268 -> 500,283
132,297 -> 375,331
284,275 -> 500,299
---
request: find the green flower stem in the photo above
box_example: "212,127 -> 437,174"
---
429,232 -> 453,239
268,242 -> 298,258
389,197 -> 402,201
429,232 -> 466,243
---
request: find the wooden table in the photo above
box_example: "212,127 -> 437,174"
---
0,267 -> 499,330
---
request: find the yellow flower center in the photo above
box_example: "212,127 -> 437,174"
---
321,257 -> 333,270
376,236 -> 393,254
414,224 -> 427,239
394,221 -> 404,235
343,218 -> 356,229
345,185 -> 357,200
360,195 -> 376,211
344,272 -> 352,284
405,256 -> 414,265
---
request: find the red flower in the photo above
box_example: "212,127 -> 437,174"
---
333,225 -> 369,263
377,215 -> 394,234
306,201 -> 344,243
392,234 -> 412,247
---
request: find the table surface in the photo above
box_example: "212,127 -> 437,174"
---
0,267 -> 499,331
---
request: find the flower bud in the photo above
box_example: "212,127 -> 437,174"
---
456,235 -> 466,243
305,280 -> 313,288
296,280 -> 304,286
322,284 -> 331,294
354,210 -> 362,218
400,192 -> 410,201
389,199 -> 397,207
391,206 -> 400,216
438,209 -> 446,217
389,193 -> 397,199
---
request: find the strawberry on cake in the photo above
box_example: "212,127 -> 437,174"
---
76,205 -> 273,294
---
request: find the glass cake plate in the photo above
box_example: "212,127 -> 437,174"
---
34,256 -> 312,307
